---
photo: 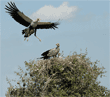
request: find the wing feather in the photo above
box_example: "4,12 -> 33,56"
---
5,2 -> 32,27
37,22 -> 59,29
41,50 -> 50,56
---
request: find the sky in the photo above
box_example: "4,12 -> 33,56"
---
0,0 -> 109,97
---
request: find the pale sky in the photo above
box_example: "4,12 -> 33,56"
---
1,0 -> 109,97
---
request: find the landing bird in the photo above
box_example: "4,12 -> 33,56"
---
5,2 -> 60,42
38,43 -> 60,59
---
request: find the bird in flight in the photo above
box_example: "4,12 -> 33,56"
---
5,2 -> 60,41
38,43 -> 60,59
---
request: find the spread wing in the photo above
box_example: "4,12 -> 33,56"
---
5,2 -> 32,27
36,22 -> 60,30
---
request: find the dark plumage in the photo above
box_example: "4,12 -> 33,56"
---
5,2 -> 60,41
38,43 -> 60,59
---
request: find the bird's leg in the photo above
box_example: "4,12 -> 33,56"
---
34,29 -> 36,36
58,53 -> 60,58
27,38 -> 29,41
24,34 -> 29,41
24,37 -> 29,41
24,38 -> 26,41
27,34 -> 29,41
36,36 -> 41,42
34,29 -> 41,42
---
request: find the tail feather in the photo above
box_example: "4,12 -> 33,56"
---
37,56 -> 50,60
22,30 -> 25,34
37,57 -> 43,59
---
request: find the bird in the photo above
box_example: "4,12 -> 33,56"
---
5,2 -> 60,42
38,43 -> 60,59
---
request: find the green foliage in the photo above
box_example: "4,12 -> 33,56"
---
5,50 -> 110,97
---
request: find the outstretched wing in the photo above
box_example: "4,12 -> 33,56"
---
5,2 -> 32,27
36,22 -> 60,30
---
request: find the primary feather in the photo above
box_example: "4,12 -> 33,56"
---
5,1 -> 32,27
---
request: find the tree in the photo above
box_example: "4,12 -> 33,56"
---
6,49 -> 110,97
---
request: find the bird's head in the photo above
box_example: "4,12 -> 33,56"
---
56,43 -> 60,47
35,18 -> 41,22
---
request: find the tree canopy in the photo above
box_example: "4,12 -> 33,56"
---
6,49 -> 110,97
